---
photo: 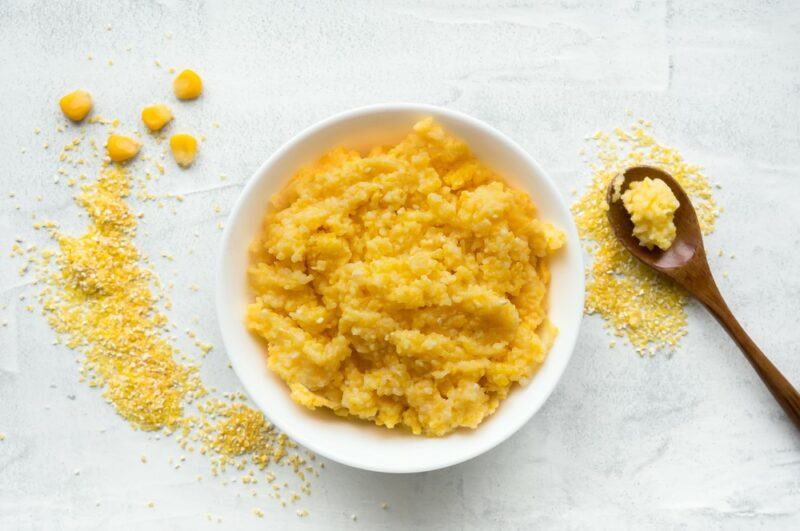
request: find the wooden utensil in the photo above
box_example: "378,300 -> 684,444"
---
606,165 -> 800,431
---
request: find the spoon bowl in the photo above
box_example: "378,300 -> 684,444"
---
606,165 -> 703,271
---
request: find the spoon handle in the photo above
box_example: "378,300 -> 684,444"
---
695,279 -> 800,431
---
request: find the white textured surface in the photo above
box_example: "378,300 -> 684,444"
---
1,1 -> 799,529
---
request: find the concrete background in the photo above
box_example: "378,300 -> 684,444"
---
1,1 -> 799,529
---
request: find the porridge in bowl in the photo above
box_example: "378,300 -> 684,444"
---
246,118 -> 564,436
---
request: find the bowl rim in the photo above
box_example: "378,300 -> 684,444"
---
216,102 -> 584,473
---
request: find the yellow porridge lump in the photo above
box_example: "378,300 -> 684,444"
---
246,118 -> 564,436
621,177 -> 679,251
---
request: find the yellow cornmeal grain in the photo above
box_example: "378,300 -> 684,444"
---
40,166 -> 193,428
572,122 -> 718,354
621,177 -> 680,251
28,160 -> 316,506
246,118 -> 564,436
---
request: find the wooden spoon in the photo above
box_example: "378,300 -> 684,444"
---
607,165 -> 800,431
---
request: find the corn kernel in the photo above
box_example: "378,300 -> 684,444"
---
59,90 -> 93,122
169,133 -> 197,167
173,69 -> 203,100
107,134 -> 141,162
141,104 -> 173,132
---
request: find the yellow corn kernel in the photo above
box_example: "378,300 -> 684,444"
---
173,69 -> 203,100
59,90 -> 93,122
169,133 -> 197,167
141,104 -> 173,132
107,134 -> 141,163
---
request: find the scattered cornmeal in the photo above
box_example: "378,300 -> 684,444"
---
59,89 -> 93,122
620,177 -> 679,251
27,162 -> 316,509
141,104 -> 174,132
169,133 -> 197,167
173,69 -> 203,100
247,118 -> 564,436
106,134 -> 141,163
572,122 -> 719,354
41,167 -> 191,428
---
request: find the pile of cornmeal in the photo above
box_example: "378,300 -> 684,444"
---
246,118 -> 564,436
572,122 -> 719,354
33,165 -> 314,488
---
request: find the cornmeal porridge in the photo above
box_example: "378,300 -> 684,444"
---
621,176 -> 680,251
246,118 -> 564,436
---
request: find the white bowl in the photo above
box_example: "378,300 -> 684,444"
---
216,103 -> 584,473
